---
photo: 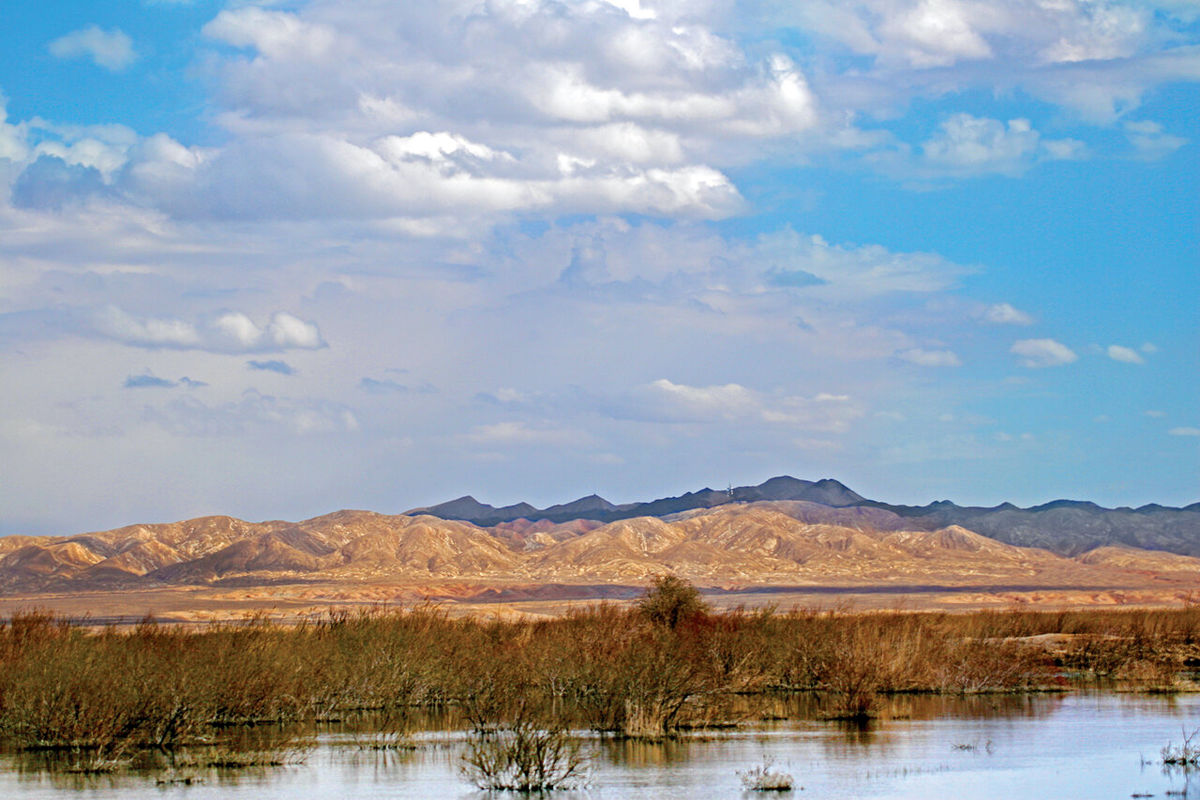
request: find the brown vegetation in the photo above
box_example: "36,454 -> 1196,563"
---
1,592 -> 1199,773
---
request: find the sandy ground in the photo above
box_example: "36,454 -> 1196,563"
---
1,580 -> 1196,624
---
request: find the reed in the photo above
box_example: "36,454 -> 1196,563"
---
0,587 -> 1197,771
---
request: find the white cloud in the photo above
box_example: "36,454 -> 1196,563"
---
463,421 -> 593,447
649,378 -> 760,419
1039,4 -> 1147,63
92,306 -> 201,349
1124,120 -> 1187,160
111,130 -> 745,221
755,229 -> 970,296
0,97 -> 29,163
570,123 -> 684,164
1107,344 -> 1145,364
897,348 -> 962,367
643,379 -> 864,432
1145,410 -> 1167,418
776,1 -> 1196,124
9,0 -> 1195,226
48,26 -> 136,71
377,131 -> 510,164
1169,427 -> 1200,437
1011,338 -> 1078,368
601,0 -> 657,21
983,302 -> 1034,325
793,0 -> 1153,68
204,8 -> 341,61
0,0 -> 1197,537
34,136 -> 133,179
90,307 -> 325,353
921,114 -> 1085,176
108,1 -> 838,223
879,0 -> 993,68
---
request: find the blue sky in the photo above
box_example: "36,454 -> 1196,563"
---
0,0 -> 1197,535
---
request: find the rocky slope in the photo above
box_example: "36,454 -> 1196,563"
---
2,501 -> 1197,595
408,476 -> 1200,557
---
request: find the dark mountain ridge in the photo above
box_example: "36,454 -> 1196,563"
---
408,476 -> 1200,557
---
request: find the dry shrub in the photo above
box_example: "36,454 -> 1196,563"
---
638,575 -> 709,629
3,592 -> 1200,775
814,621 -> 887,720
934,639 -> 1047,693
564,619 -> 705,738
461,716 -> 584,791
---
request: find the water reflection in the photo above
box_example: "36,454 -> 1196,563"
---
2,694 -> 1199,799
599,737 -> 696,767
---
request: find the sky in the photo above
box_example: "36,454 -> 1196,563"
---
0,0 -> 1197,536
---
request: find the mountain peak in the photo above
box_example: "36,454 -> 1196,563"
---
415,496 -> 498,519
543,495 -> 616,516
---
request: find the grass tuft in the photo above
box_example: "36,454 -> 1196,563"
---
738,757 -> 795,792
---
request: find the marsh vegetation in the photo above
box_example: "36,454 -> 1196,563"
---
1,579 -> 1199,781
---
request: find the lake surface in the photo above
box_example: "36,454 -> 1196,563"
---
5,693 -> 1199,798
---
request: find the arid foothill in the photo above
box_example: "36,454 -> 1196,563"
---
3,477 -> 1197,622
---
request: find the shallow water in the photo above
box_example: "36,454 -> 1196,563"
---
5,693 -> 1199,798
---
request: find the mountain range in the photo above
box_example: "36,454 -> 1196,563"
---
409,476 -> 1200,557
0,476 -> 1196,601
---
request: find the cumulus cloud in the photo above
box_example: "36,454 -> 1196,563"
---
0,0 -> 1196,538
0,100 -> 28,163
774,0 -> 1163,68
48,26 -> 136,71
636,379 -> 864,432
22,122 -> 140,179
776,1 -> 1165,95
90,307 -> 325,353
1124,120 -> 1187,160
1011,338 -> 1078,368
764,1 -> 1200,130
983,302 -> 1034,325
1107,344 -> 1145,364
79,2 -> 838,222
897,348 -> 962,367
12,157 -> 112,210
921,114 -> 1085,176
7,0 -> 1195,225
648,379 -> 761,420
112,129 -> 746,222
1169,427 -> 1200,437
881,0 -> 993,67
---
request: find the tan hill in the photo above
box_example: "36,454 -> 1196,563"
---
1,502 -> 1198,598
526,504 -> 1081,585
1076,545 -> 1200,577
